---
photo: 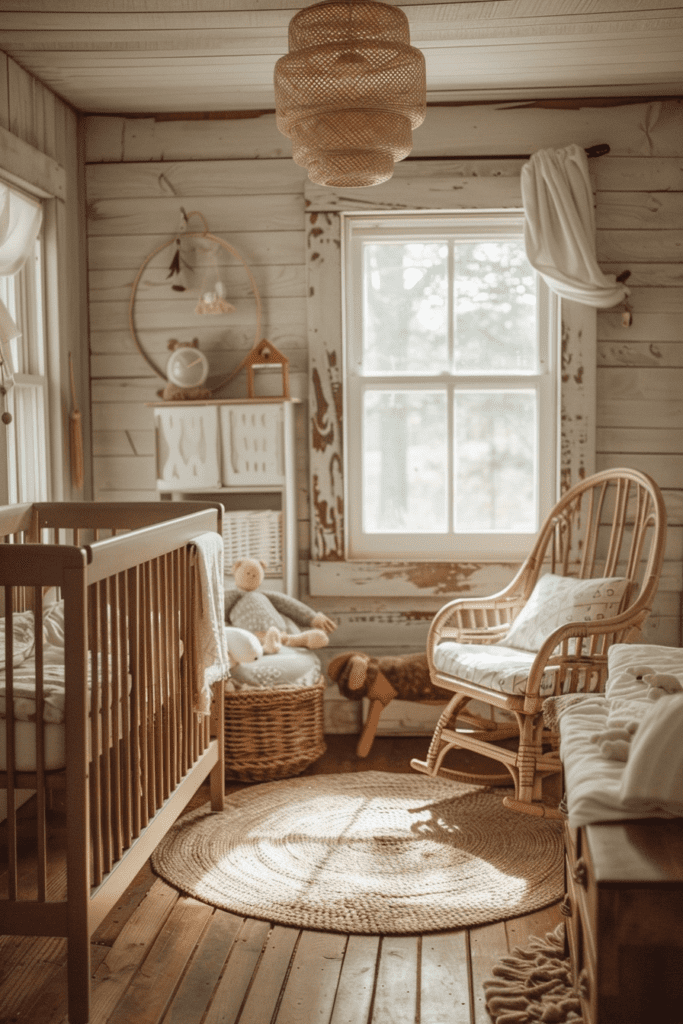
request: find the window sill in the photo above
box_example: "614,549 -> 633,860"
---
309,558 -> 521,598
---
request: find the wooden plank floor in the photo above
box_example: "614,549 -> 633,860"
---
0,735 -> 562,1024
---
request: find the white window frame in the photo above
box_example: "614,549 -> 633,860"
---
343,212 -> 558,562
304,165 -> 596,598
0,189 -> 52,505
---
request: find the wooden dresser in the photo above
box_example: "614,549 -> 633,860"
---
564,817 -> 683,1023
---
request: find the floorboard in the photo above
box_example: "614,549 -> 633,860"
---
0,735 -> 563,1024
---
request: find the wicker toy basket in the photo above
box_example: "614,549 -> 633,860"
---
223,678 -> 327,782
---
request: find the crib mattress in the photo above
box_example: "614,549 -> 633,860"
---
0,720 -> 66,771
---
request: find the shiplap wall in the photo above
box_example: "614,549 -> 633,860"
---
0,52 -> 89,502
84,102 -> 683,734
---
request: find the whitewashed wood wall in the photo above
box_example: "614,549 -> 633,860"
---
0,52 -> 89,502
84,102 -> 683,734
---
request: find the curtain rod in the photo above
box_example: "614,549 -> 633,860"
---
408,144 -> 611,162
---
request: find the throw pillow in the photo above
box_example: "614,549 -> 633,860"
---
501,573 -> 628,653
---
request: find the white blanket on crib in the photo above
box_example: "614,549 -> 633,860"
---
0,601 -> 67,722
190,532 -> 230,715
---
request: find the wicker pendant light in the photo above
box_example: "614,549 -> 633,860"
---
274,0 -> 426,188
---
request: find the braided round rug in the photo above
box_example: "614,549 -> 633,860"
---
152,772 -> 564,934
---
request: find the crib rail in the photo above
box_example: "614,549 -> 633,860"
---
0,502 -> 224,915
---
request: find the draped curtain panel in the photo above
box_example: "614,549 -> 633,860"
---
521,143 -> 629,309
0,184 -> 43,378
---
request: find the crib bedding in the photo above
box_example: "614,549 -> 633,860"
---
552,643 -> 683,829
1,602 -> 68,723
0,600 -> 132,772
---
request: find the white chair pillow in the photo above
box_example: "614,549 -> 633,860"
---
501,573 -> 628,653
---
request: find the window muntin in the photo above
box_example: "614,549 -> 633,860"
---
344,212 -> 556,561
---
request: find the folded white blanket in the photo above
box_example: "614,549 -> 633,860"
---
190,532 -> 230,715
619,693 -> 683,816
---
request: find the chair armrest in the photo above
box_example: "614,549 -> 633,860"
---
426,596 -> 521,674
521,609 -> 642,712
429,596 -> 519,640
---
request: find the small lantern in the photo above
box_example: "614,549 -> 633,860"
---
274,0 -> 426,188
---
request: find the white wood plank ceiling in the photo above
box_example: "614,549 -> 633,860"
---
1,1 -> 683,114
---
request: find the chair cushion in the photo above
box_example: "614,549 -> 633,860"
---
433,643 -> 558,697
500,573 -> 628,653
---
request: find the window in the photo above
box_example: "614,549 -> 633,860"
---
0,190 -> 50,504
343,212 -> 558,561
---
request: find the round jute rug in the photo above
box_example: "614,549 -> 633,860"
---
152,772 -> 564,934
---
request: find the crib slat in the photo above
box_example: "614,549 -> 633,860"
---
170,550 -> 180,791
142,561 -> 153,826
4,587 -> 17,901
89,583 -> 103,888
151,557 -> 165,809
180,549 -> 190,776
127,565 -> 142,839
34,586 -> 48,903
162,554 -> 173,799
99,578 -> 113,877
135,562 -> 150,831
188,551 -> 197,770
158,554 -> 169,801
109,573 -> 123,863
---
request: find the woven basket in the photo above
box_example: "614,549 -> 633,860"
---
222,509 -> 282,575
224,678 -> 327,782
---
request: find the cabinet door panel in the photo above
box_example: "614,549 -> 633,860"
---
155,406 -> 221,489
219,404 -> 284,487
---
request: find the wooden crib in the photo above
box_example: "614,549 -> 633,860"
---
0,501 -> 227,1024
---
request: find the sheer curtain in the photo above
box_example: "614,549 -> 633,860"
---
0,183 -> 43,382
521,143 -> 629,309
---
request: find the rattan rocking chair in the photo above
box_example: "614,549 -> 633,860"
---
411,468 -> 667,818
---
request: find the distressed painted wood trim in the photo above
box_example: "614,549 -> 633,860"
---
305,161 -> 523,213
0,123 -> 66,200
560,298 -> 597,491
306,211 -> 344,563
305,177 -> 597,595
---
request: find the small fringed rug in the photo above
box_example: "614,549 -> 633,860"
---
484,923 -> 583,1023
152,771 -> 563,934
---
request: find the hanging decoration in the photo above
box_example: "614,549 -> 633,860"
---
274,0 -> 426,188
129,209 -> 287,401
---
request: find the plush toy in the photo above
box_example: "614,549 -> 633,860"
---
644,672 -> 683,701
629,665 -> 683,702
225,558 -> 337,653
224,625 -> 263,667
590,720 -> 639,761
327,650 -> 446,757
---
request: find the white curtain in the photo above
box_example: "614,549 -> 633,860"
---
521,143 -> 629,309
0,184 -> 43,376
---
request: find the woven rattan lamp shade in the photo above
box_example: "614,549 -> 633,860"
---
274,0 -> 426,188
